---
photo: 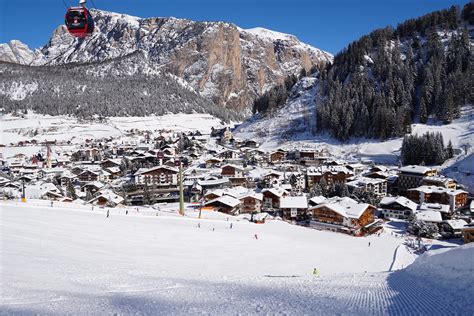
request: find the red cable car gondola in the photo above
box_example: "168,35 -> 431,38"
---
65,2 -> 94,38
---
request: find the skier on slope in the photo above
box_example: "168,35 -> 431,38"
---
107,209 -> 110,218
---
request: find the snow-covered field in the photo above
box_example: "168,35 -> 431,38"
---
0,111 -> 227,167
0,112 -> 225,157
1,200 -> 470,315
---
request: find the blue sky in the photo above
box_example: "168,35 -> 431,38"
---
0,0 -> 469,54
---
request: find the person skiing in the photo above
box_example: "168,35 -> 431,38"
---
50,201 -> 53,207
197,223 -> 200,228
230,223 -> 233,229
126,210 -> 128,215
107,209 -> 110,218
368,241 -> 371,247
254,234 -> 258,240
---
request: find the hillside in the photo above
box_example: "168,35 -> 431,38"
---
0,52 -> 239,121
244,3 -> 473,141
318,4 -> 473,140
1,200 -> 470,314
0,10 -> 332,115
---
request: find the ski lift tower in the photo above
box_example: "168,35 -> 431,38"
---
175,159 -> 185,216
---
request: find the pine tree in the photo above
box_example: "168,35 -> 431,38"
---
446,140 -> 454,159
66,181 -> 77,200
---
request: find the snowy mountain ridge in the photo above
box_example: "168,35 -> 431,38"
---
0,9 -> 333,115
0,40 -> 38,65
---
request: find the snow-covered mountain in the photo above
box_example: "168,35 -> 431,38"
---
0,51 -> 240,121
0,10 -> 332,114
0,40 -> 38,65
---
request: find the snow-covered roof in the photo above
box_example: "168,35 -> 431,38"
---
224,186 -> 250,198
418,203 -> 450,213
408,185 -> 467,196
347,176 -> 386,188
415,210 -> 443,223
347,163 -> 365,169
307,166 -> 352,176
221,164 -> 244,171
380,196 -> 417,212
445,219 -> 468,230
309,196 -> 327,205
90,189 -> 124,205
134,165 -> 178,176
205,195 -> 241,208
237,191 -> 263,201
81,181 -> 105,189
280,196 -> 307,209
262,187 -> 288,198
198,178 -> 229,187
105,166 -> 121,174
311,197 -> 372,219
399,165 -> 435,175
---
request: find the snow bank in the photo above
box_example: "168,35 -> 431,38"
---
405,243 -> 474,298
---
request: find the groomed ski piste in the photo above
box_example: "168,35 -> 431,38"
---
1,200 -> 472,315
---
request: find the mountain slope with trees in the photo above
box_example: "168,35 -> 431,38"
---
0,51 -> 240,121
317,3 -> 473,140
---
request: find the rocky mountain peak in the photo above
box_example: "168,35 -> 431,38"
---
0,40 -> 37,65
2,9 -> 332,114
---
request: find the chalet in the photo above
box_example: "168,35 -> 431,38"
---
204,189 -> 225,201
205,157 -> 223,168
279,196 -> 308,221
346,163 -> 366,175
346,177 -> 387,196
407,186 -> 468,212
238,192 -> 263,214
269,151 -> 286,163
197,178 -> 230,191
218,149 -> 240,160
308,197 -> 376,236
262,171 -> 284,187
89,190 -> 124,207
364,165 -> 391,179
441,220 -> 468,238
104,166 -> 121,179
204,195 -> 241,214
262,188 -> 289,211
100,159 -> 122,169
221,164 -> 244,178
398,165 -> 437,193
422,176 -> 457,189
306,166 -> 353,188
134,166 -> 179,186
379,196 -> 417,219
285,172 -> 306,192
42,190 -> 63,200
81,181 -> 104,195
77,170 -> 100,182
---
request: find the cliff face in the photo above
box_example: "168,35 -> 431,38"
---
22,10 -> 332,114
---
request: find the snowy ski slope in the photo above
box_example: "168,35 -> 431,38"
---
1,201 -> 471,315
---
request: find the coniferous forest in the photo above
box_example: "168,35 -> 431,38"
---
316,3 -> 473,140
